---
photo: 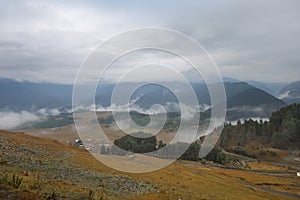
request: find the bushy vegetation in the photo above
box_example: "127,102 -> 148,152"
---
220,104 -> 300,150
129,111 -> 151,126
1,172 -> 23,189
158,142 -> 226,164
113,132 -> 158,153
113,133 -> 226,164
259,149 -> 277,157
98,116 -> 115,124
227,147 -> 257,158
180,143 -> 201,161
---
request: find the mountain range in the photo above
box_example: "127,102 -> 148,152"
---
1,77 -> 298,120
131,82 -> 286,120
0,78 -> 72,111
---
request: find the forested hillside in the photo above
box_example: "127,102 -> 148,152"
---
220,104 -> 300,150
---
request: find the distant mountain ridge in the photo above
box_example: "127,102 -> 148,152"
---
133,82 -> 285,120
245,80 -> 274,95
0,78 -> 286,120
222,77 -> 287,96
0,78 -> 72,111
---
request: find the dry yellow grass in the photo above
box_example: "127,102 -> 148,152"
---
1,130 -> 299,200
247,162 -> 288,171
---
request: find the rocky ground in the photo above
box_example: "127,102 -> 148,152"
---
0,130 -> 299,200
0,130 -> 157,199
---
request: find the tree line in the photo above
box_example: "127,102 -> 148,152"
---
220,103 -> 300,150
102,132 -> 226,165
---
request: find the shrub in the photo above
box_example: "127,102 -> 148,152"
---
12,173 -> 22,189
1,173 -> 23,189
270,151 -> 277,157
259,150 -> 266,156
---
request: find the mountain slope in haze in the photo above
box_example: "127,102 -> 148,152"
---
264,82 -> 287,95
278,81 -> 300,104
135,82 -> 286,120
221,77 -> 287,96
245,80 -> 274,95
0,78 -> 285,120
0,78 -> 73,111
135,82 -> 285,107
225,85 -> 286,120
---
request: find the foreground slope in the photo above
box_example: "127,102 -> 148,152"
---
0,130 -> 299,200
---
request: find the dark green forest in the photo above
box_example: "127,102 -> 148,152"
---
113,132 -> 158,153
112,132 -> 226,164
111,104 -> 299,163
220,103 -> 300,150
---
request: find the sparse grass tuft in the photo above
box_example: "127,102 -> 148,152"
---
1,172 -> 23,189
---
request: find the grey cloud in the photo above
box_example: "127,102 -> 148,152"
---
165,0 -> 300,82
0,110 -> 39,130
0,40 -> 23,49
0,0 -> 299,83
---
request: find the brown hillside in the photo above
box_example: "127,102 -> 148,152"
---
0,130 -> 299,200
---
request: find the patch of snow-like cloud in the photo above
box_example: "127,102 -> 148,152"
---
277,91 -> 291,99
92,102 -> 209,120
197,104 -> 211,112
0,111 -> 40,130
38,108 -> 61,116
0,107 -> 63,130
227,105 -> 264,113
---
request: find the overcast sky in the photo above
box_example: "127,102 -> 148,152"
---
0,0 -> 299,84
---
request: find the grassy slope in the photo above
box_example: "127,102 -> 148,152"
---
0,130 -> 299,200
